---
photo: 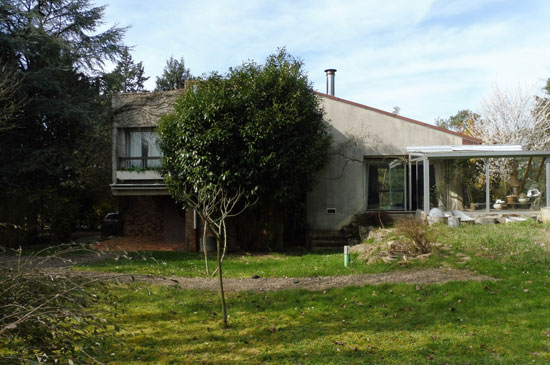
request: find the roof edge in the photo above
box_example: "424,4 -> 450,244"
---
316,92 -> 482,144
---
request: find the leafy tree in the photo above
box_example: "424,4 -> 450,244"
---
435,109 -> 479,132
0,0 -> 126,245
155,56 -> 191,91
158,49 -> 331,327
103,46 -> 149,94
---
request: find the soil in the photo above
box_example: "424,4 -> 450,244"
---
68,266 -> 495,292
1,252 -> 496,293
92,235 -> 187,251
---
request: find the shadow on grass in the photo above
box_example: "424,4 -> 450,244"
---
90,269 -> 550,364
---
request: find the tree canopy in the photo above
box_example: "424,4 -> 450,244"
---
435,109 -> 479,133
155,56 -> 191,91
158,49 -> 331,206
102,46 -> 149,93
158,49 -> 331,327
0,0 -> 126,244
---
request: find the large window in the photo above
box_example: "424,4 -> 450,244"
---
119,128 -> 162,169
365,158 -> 406,210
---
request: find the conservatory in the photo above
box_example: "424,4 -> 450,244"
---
407,145 -> 550,214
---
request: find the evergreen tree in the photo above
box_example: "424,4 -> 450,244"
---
435,109 -> 479,132
0,0 -> 126,245
155,56 -> 191,91
103,47 -> 149,93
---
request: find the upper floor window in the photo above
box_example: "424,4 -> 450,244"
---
119,128 -> 162,169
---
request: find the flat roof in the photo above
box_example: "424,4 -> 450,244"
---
409,150 -> 550,160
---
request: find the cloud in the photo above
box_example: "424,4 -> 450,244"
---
102,0 -> 550,123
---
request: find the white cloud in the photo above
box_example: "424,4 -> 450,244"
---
102,0 -> 550,123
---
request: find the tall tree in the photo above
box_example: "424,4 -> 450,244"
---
103,46 -> 149,94
155,56 -> 191,91
0,0 -> 126,245
435,109 -> 479,132
466,85 -> 550,185
158,49 -> 331,327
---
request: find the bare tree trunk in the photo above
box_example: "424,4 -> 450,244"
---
520,157 -> 532,192
216,229 -> 228,328
535,157 -> 546,182
202,219 -> 209,275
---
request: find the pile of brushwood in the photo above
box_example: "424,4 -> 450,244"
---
350,218 -> 433,264
0,245 -> 117,363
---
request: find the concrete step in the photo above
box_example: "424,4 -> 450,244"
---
308,229 -> 347,250
311,239 -> 346,247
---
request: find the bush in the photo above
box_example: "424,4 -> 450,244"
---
353,211 -> 394,228
395,218 -> 432,253
0,244 -> 116,362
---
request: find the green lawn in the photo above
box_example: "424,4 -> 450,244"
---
7,221 -> 550,363
76,249 -> 433,278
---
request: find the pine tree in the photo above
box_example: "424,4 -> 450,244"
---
103,47 -> 149,93
155,56 -> 191,91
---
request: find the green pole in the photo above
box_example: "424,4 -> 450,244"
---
344,245 -> 350,267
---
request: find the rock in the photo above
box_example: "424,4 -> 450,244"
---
475,216 -> 497,225
429,208 -> 445,217
448,216 -> 460,227
415,209 -> 427,221
428,216 -> 446,225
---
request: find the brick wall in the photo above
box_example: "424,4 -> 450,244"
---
122,196 -> 240,251
123,196 -> 163,236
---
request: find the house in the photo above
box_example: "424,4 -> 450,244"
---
110,90 -> 199,250
110,72 -> 479,250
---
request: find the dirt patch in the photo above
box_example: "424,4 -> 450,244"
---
70,268 -> 496,292
93,235 -> 187,251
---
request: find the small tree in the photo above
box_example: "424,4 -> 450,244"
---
155,56 -> 191,91
158,49 -> 331,327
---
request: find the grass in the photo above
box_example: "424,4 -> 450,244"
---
7,221 -> 550,363
76,249 -> 429,278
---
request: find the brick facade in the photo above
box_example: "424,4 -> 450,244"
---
123,196 -> 163,236
121,195 -> 241,252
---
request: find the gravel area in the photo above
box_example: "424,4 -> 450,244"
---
70,267 -> 496,292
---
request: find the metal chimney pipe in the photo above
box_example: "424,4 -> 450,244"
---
324,68 -> 337,96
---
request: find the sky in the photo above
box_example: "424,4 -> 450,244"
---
101,0 -> 550,124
